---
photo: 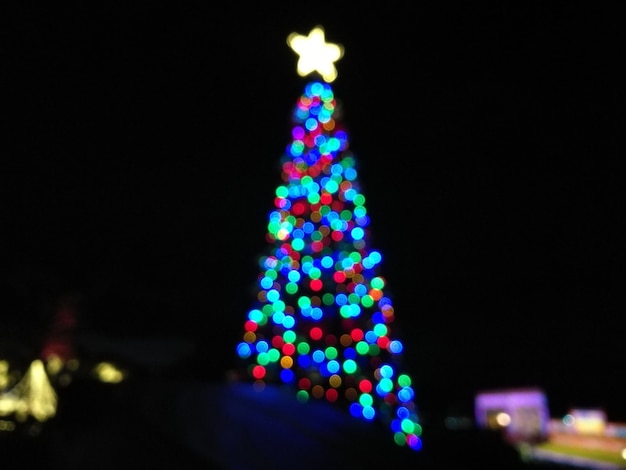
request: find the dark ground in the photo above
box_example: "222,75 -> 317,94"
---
0,378 -> 551,470
0,337 -> 573,470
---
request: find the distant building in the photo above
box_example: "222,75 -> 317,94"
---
474,387 -> 550,442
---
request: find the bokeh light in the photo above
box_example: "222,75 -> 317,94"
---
236,80 -> 421,450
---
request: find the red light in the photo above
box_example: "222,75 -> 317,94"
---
311,241 -> 324,252
292,202 -> 306,215
359,379 -> 372,393
350,328 -> 364,341
274,197 -> 288,209
325,334 -> 337,345
310,327 -> 323,341
252,365 -> 266,379
282,343 -> 296,355
326,388 -> 338,402
384,393 -> 397,405
310,278 -> 323,291
331,200 -> 344,211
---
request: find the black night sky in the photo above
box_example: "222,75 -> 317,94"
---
3,1 -> 625,433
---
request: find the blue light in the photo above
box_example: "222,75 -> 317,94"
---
351,227 -> 365,240
280,369 -> 295,383
236,342 -> 252,358
272,311 -> 285,324
311,307 -> 323,320
287,270 -> 301,283
282,315 -> 295,328
327,360 -> 340,373
312,350 -> 326,363
298,354 -> 311,368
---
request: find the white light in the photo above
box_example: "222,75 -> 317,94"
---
94,362 -> 125,383
496,412 -> 511,427
287,26 -> 344,83
0,360 -> 57,422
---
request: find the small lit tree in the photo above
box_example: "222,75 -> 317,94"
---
235,26 -> 422,451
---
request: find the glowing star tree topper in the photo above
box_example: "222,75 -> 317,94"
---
287,26 -> 344,83
236,26 -> 423,452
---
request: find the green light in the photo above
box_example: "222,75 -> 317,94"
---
342,156 -> 355,169
354,205 -> 367,217
320,86 -> 334,101
291,238 -> 305,251
361,295 -> 374,308
330,219 -> 343,231
343,359 -> 357,374
379,377 -> 393,393
393,432 -> 407,446
307,192 -> 320,204
296,342 -> 310,354
355,341 -> 369,355
353,194 -> 366,206
401,418 -> 415,434
285,282 -> 298,294
268,220 -> 280,234
296,390 -> 309,403
283,330 -> 296,343
373,323 -> 388,337
327,137 -> 340,151
268,349 -> 280,362
339,305 -> 352,318
311,231 -> 323,241
325,346 -> 338,360
309,267 -> 321,279
359,393 -> 373,407
290,141 -> 305,155
325,180 -> 339,193
398,374 -> 412,387
298,296 -> 312,308
257,352 -> 270,365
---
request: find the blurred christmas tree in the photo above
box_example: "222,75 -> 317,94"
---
235,26 -> 422,451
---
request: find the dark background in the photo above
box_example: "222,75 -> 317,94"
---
3,0 -> 624,438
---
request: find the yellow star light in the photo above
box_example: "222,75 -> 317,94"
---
287,26 -> 344,83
